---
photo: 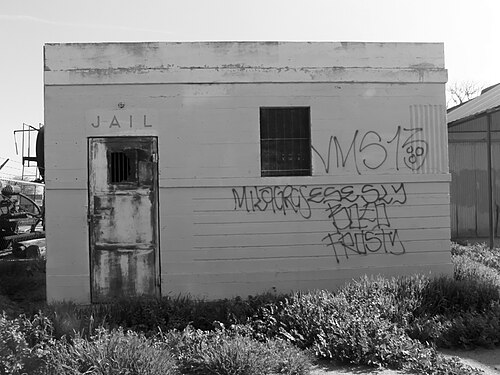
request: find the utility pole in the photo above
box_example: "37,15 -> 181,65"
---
487,113 -> 494,249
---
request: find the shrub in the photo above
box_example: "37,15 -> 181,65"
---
402,253 -> 500,348
90,297 -> 170,333
44,301 -> 98,340
2,243 -> 498,374
0,295 -> 23,318
452,242 -> 500,272
0,259 -> 46,316
156,293 -> 285,332
406,315 -> 452,347
248,280 -> 484,374
454,254 -> 500,288
415,275 -> 500,316
336,275 -> 429,325
250,290 -> 341,348
0,313 -> 33,375
44,292 -> 285,339
0,312 -> 53,375
443,302 -> 500,348
164,325 -> 311,375
45,327 -> 178,375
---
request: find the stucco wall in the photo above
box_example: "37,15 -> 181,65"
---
44,42 -> 451,302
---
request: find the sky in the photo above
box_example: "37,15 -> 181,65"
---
0,0 -> 498,179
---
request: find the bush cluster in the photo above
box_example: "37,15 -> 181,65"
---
452,242 -> 500,272
248,277 -> 486,374
423,247 -> 500,349
45,328 -> 178,375
2,244 -> 500,374
163,325 -> 311,375
0,314 -> 311,375
0,259 -> 46,317
0,312 -> 53,375
44,292 -> 285,339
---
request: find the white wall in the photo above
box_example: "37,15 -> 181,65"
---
45,42 -> 451,302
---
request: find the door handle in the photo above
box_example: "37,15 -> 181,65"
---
87,213 -> 104,224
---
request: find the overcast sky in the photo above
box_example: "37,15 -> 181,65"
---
0,0 -> 498,177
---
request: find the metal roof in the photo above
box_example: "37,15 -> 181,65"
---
447,83 -> 500,124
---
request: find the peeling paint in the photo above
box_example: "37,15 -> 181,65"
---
410,62 -> 436,69
89,137 -> 159,302
70,66 -> 151,78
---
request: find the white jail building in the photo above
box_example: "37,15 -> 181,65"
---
44,42 -> 451,303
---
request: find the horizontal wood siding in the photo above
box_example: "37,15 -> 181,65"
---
45,82 -> 447,184
160,265 -> 454,300
160,181 -> 450,297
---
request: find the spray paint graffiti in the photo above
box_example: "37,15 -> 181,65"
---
311,126 -> 428,174
232,183 -> 407,263
232,185 -> 312,219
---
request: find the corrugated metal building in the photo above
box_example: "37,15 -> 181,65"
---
448,84 -> 500,239
44,42 -> 452,303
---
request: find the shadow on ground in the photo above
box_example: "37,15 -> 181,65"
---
309,348 -> 500,375
310,359 -> 405,375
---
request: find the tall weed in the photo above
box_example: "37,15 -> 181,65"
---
0,260 -> 46,316
452,242 -> 500,272
454,254 -> 500,288
44,293 -> 285,339
163,325 -> 311,375
0,312 -> 53,375
45,328 -> 178,375
248,276 -> 485,374
415,275 -> 500,316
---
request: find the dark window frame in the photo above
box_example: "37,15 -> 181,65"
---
260,106 -> 312,177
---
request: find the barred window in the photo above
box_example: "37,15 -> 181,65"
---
109,152 -> 133,183
260,107 -> 311,177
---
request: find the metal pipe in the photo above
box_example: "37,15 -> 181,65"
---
0,159 -> 9,171
487,113 -> 494,249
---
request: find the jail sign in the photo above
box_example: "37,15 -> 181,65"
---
86,110 -> 158,134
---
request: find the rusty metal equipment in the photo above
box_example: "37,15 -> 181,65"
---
0,183 -> 45,258
13,123 -> 44,182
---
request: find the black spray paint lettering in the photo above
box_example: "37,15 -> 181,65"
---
310,183 -> 406,207
400,128 -> 427,170
232,183 -> 407,263
321,229 -> 405,264
232,185 -> 312,219
312,126 -> 428,174
325,201 -> 391,232
232,183 -> 406,217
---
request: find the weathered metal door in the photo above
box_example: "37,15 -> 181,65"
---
88,137 -> 159,302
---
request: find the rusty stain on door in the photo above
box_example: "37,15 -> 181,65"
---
88,137 -> 159,302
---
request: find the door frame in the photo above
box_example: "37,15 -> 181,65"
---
87,136 -> 160,302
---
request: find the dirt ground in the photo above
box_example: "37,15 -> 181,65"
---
309,347 -> 500,375
440,348 -> 500,375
